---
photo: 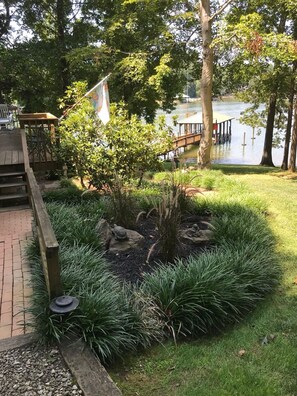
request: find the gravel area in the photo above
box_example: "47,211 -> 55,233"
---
0,343 -> 83,396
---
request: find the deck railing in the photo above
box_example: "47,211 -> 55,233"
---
19,113 -> 60,171
21,129 -> 62,299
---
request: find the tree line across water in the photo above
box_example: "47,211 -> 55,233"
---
0,0 -> 296,170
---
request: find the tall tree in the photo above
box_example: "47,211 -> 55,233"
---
223,0 -> 297,167
281,63 -> 296,169
288,98 -> 297,171
198,0 -> 232,169
0,0 -> 11,40
78,0 -> 199,121
2,0 -> 200,118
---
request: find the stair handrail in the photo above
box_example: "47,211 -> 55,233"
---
21,129 -> 62,299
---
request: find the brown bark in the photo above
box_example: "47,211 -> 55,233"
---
198,0 -> 213,169
288,99 -> 297,172
56,0 -> 69,95
281,87 -> 295,170
260,16 -> 287,168
281,46 -> 297,170
0,0 -> 11,39
260,92 -> 277,167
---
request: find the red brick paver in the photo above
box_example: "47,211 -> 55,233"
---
0,209 -> 33,339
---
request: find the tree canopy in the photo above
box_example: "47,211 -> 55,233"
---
1,0 -> 297,170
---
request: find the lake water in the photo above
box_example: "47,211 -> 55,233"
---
158,101 -> 284,166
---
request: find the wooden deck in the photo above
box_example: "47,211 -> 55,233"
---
0,128 -> 58,171
0,130 -> 24,166
173,132 -> 201,150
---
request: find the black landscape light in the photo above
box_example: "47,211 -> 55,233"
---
49,295 -> 79,314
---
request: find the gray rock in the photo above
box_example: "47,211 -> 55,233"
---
180,221 -> 214,245
109,229 -> 144,253
112,225 -> 128,241
95,219 -> 113,249
0,344 -> 82,396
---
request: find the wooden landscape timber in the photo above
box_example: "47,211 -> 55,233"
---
25,167 -> 62,299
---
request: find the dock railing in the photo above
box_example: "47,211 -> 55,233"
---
21,129 -> 62,299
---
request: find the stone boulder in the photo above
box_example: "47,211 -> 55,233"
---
109,229 -> 145,253
180,220 -> 214,245
95,219 -> 113,249
95,219 -> 145,253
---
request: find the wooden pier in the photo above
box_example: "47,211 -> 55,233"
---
176,111 -> 234,147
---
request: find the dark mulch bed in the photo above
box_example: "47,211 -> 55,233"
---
104,215 -> 213,284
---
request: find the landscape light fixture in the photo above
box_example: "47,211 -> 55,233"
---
49,295 -> 79,314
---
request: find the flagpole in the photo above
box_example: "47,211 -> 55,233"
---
59,73 -> 112,122
84,73 -> 111,98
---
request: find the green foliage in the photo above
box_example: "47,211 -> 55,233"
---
110,166 -> 297,396
58,81 -> 102,185
216,13 -> 297,63
27,167 -> 280,364
27,242 -> 163,363
145,174 -> 193,262
91,104 -> 173,188
215,2 -> 297,162
43,185 -> 83,204
141,203 -> 280,339
153,169 -> 225,190
46,202 -> 102,249
1,0 -> 199,118
58,86 -> 173,189
82,0 -> 199,120
104,177 -> 137,229
0,40 -> 63,112
138,169 -> 279,339
132,183 -> 163,213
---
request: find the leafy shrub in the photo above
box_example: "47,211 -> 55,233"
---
59,178 -> 74,188
58,88 -> 173,190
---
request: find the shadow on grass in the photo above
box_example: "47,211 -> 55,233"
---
212,164 -> 281,175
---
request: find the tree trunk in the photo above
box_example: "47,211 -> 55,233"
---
198,0 -> 213,169
56,0 -> 69,96
259,92 -> 277,166
281,53 -> 296,169
288,99 -> 297,172
281,86 -> 295,170
0,0 -> 11,39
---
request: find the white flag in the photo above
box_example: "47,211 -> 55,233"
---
86,79 -> 110,125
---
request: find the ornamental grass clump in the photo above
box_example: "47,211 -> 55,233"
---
27,242 -> 163,363
105,176 -> 137,229
141,202 -> 280,340
145,176 -> 191,263
141,244 -> 279,340
46,202 -> 101,249
27,169 -> 281,362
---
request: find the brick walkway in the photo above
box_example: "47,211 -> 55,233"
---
0,209 -> 33,339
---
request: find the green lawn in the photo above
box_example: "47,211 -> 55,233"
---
109,165 -> 297,396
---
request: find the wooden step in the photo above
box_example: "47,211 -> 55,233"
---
0,193 -> 28,201
0,204 -> 30,213
0,181 -> 27,188
0,171 -> 25,178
